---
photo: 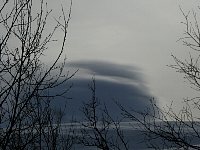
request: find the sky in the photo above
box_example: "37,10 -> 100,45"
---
44,0 -> 200,114
2,0 -> 200,149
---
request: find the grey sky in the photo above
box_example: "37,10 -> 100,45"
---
45,0 -> 199,110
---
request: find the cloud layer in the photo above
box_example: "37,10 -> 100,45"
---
52,60 -> 154,121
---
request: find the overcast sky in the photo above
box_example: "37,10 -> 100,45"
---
2,1 -> 200,149
44,0 -> 200,111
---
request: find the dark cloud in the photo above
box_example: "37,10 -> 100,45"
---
68,60 -> 143,82
52,60 -> 154,121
